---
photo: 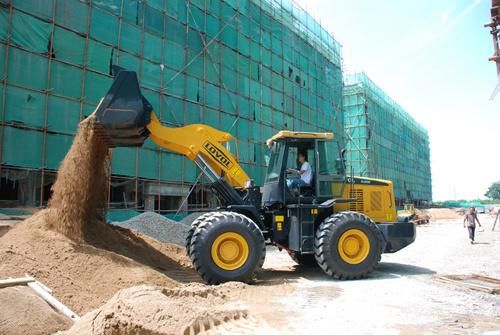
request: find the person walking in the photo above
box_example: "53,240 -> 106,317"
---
463,207 -> 482,244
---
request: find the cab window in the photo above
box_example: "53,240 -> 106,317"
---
318,141 -> 340,175
265,142 -> 284,182
317,140 -> 344,197
286,146 -> 298,169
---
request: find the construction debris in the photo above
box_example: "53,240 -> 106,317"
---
112,212 -> 190,246
435,274 -> 500,294
397,204 -> 431,225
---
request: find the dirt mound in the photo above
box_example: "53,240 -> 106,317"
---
0,120 -> 195,316
0,220 -> 194,314
425,208 -> 462,220
113,212 -> 189,245
59,284 -> 270,335
0,286 -> 72,335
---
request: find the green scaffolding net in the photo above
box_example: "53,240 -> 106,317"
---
0,0 -> 344,209
343,73 -> 432,203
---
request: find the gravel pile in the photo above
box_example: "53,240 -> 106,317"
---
180,212 -> 209,225
113,212 -> 189,245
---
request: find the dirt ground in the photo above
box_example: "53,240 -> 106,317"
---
239,214 -> 500,334
1,215 -> 499,334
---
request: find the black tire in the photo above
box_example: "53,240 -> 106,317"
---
185,212 -> 215,256
314,211 -> 384,279
287,251 -> 317,267
189,211 -> 266,284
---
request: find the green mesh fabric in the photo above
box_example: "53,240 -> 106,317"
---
1,0 -> 343,191
343,73 -> 432,203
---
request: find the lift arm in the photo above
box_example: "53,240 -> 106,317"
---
146,113 -> 251,188
93,69 -> 251,189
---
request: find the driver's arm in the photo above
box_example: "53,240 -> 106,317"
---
298,162 -> 310,175
286,168 -> 300,174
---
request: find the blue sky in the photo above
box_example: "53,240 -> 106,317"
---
294,0 -> 499,200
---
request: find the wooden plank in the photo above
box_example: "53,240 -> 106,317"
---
1,276 -> 79,321
27,281 -> 80,321
435,274 -> 500,294
33,280 -> 53,294
0,276 -> 35,288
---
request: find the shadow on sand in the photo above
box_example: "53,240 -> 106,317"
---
76,223 -> 202,283
256,262 -> 436,285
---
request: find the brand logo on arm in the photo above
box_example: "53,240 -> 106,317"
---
203,142 -> 234,169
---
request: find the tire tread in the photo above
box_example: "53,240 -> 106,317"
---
314,211 -> 383,279
189,211 -> 266,284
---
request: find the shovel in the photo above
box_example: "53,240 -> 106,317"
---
92,66 -> 153,148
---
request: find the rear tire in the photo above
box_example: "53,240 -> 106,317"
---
189,211 -> 266,284
287,251 -> 317,267
314,211 -> 384,279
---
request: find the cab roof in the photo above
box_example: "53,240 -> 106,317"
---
268,131 -> 334,143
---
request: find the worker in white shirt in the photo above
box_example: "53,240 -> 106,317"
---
286,152 -> 312,189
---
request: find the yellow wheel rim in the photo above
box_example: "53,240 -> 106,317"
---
211,232 -> 249,271
338,229 -> 370,265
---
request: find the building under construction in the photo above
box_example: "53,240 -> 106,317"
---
486,0 -> 499,99
343,73 -> 432,205
0,0 -> 344,213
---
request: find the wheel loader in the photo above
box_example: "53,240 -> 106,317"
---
93,69 -> 416,284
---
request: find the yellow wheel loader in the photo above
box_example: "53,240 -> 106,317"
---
94,69 -> 416,284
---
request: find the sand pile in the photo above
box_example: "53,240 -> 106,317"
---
0,119 -> 195,317
425,208 -> 462,221
0,118 -> 272,334
0,286 -> 72,335
0,221 -> 193,314
113,212 -> 190,245
58,284 -> 271,335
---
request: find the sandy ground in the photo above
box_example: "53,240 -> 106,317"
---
231,214 -> 500,334
1,215 -> 499,334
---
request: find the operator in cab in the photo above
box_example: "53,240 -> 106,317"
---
286,151 -> 312,189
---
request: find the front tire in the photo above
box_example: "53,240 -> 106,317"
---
314,211 -> 384,279
185,212 -> 214,256
189,211 -> 266,284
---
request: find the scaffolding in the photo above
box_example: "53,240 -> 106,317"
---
0,0 -> 344,212
485,0 -> 500,99
343,73 -> 432,205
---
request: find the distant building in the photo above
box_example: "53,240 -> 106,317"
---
343,73 -> 432,206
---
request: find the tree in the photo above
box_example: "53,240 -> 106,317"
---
485,181 -> 500,200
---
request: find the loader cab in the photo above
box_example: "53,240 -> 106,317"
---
262,131 -> 345,207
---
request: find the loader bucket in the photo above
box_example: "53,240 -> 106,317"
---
93,69 -> 152,147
